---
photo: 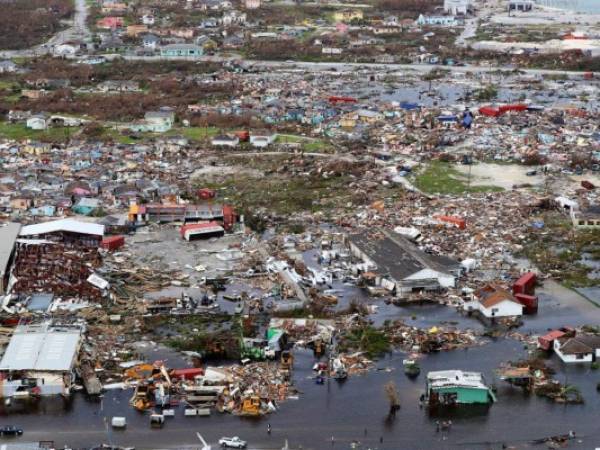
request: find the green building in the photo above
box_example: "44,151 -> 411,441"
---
426,370 -> 496,406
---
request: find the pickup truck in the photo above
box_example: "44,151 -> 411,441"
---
219,436 -> 247,448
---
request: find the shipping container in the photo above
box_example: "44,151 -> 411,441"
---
515,293 -> 538,315
513,272 -> 536,296
101,235 -> 125,251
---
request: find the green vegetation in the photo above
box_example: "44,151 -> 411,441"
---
276,134 -> 334,153
176,126 -> 220,141
521,213 -> 600,289
0,122 -> 77,142
339,325 -> 390,358
205,172 -> 354,215
413,161 -> 503,195
475,84 -> 498,101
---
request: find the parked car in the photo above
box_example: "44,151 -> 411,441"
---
526,170 -> 537,176
0,426 -> 23,436
219,436 -> 247,448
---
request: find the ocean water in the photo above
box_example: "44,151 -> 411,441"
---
537,0 -> 600,14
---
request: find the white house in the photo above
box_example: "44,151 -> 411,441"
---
554,334 -> 600,363
143,34 -> 160,49
211,134 -> 240,147
221,10 -> 246,26
444,0 -> 470,15
244,0 -> 260,9
322,47 -> 343,55
464,285 -> 523,318
142,14 -> 155,25
509,0 -> 534,12
26,114 -> 48,130
54,43 -> 79,56
571,205 -> 600,230
145,109 -> 175,132
0,60 -> 18,73
250,131 -> 277,148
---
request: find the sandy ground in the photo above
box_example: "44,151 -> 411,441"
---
454,162 -> 545,189
455,163 -> 600,191
191,165 -> 262,179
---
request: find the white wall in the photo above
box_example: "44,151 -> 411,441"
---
553,340 -> 594,363
405,268 -> 456,288
479,299 -> 523,318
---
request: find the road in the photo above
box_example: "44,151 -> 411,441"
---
110,53 -> 590,77
0,0 -> 90,58
456,18 -> 478,47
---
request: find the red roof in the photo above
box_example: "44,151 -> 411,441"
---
180,221 -> 223,237
171,367 -> 204,379
514,272 -> 536,288
541,330 -> 566,341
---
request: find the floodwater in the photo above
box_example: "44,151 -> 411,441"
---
2,279 -> 600,449
1,341 -> 600,450
537,0 -> 600,14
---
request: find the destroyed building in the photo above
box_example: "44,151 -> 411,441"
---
0,321 -> 83,397
347,229 -> 461,295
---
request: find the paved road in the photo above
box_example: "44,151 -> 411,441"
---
112,53 -> 590,77
456,18 -> 478,47
0,0 -> 90,58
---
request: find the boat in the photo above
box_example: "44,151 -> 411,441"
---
234,302 -> 244,314
403,359 -> 420,378
425,370 -> 496,407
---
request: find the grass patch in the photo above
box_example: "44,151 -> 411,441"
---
172,126 -> 220,141
338,325 -> 390,358
520,212 -> 600,288
205,173 -> 354,215
0,122 -> 77,142
413,161 -> 503,195
276,134 -> 334,153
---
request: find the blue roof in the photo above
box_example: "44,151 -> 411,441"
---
28,293 -> 54,311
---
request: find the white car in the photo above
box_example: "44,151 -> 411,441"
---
219,437 -> 247,448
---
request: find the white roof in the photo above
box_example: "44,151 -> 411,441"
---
427,370 -> 488,389
0,223 -> 21,276
0,323 -> 81,371
20,218 -> 104,237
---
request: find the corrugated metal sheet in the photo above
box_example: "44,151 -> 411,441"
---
0,222 -> 21,279
0,323 -> 80,371
20,218 -> 104,237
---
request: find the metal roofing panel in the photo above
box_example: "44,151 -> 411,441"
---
0,223 -> 21,276
0,325 -> 80,371
19,218 -> 104,237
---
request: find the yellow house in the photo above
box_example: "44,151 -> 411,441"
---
333,9 -> 364,23
10,197 -> 32,210
339,113 -> 357,129
22,142 -> 51,155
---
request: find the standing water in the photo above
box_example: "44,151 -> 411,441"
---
536,0 -> 600,13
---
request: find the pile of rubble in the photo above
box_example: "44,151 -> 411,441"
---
383,320 -> 482,353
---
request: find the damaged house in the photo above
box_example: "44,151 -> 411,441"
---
0,321 -> 82,397
347,229 -> 461,295
464,284 -> 524,319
